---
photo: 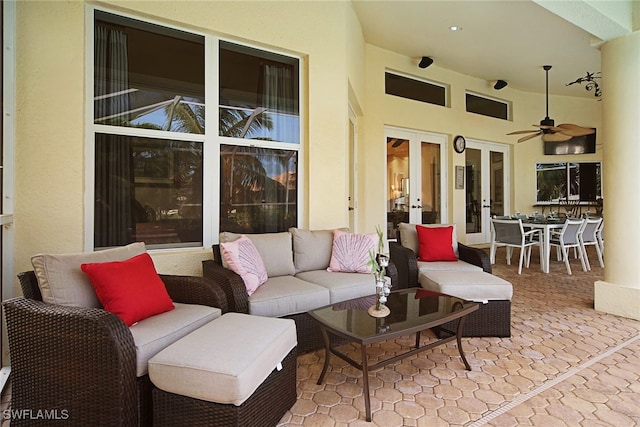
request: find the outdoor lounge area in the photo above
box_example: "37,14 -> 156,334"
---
1,245 -> 639,426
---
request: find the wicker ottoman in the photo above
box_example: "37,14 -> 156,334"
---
149,313 -> 297,427
419,270 -> 512,337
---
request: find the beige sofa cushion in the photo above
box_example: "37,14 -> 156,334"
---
417,260 -> 482,273
149,313 -> 296,406
31,242 -> 147,307
220,232 -> 295,277
289,227 -> 347,273
130,302 -> 221,376
398,223 -> 459,257
296,270 -> 375,303
248,275 -> 330,317
419,270 -> 513,303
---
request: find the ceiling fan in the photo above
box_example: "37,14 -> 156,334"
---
507,65 -> 595,143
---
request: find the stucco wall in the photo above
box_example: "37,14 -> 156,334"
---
13,0 -> 601,284
14,0 -> 356,279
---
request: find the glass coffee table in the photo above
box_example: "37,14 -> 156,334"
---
308,288 -> 479,422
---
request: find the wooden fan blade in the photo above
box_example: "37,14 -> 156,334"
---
518,131 -> 542,143
542,132 -> 573,142
507,129 -> 540,135
557,123 -> 595,136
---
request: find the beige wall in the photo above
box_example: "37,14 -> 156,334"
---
13,1 -> 601,286
14,0 -> 356,279
358,44 -> 601,239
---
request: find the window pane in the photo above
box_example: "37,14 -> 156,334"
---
386,138 -> 409,239
220,145 -> 297,233
420,141 -> 441,224
220,41 -> 299,143
385,72 -> 446,106
536,163 -> 567,203
94,11 -> 205,133
95,134 -> 203,248
465,93 -> 509,120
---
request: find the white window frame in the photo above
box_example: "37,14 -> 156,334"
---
84,5 -> 304,251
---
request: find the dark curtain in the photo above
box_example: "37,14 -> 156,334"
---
95,135 -> 133,247
94,25 -> 133,248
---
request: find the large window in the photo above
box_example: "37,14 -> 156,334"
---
536,162 -> 601,203
91,9 -> 300,249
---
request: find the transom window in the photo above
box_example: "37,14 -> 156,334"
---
465,91 -> 510,120
91,9 -> 301,249
385,71 -> 447,107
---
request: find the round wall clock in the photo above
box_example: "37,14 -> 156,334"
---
454,135 -> 466,153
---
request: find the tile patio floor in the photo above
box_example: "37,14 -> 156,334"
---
278,246 -> 640,426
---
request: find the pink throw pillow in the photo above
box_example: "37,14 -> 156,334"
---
416,225 -> 457,262
81,253 -> 175,326
220,235 -> 268,296
327,229 -> 377,273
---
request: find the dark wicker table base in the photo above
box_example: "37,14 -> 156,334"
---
152,348 -> 297,427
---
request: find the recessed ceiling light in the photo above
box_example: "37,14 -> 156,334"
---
449,25 -> 462,31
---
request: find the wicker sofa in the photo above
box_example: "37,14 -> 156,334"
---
389,223 -> 511,337
202,228 -> 399,353
3,250 -> 228,427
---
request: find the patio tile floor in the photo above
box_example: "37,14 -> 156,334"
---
279,246 -> 640,426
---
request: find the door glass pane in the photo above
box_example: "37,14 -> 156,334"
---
490,151 -> 505,217
465,148 -> 482,234
386,138 -> 409,239
220,145 -> 297,233
420,141 -> 440,224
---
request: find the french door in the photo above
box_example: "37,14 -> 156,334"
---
385,127 -> 447,240
465,140 -> 510,245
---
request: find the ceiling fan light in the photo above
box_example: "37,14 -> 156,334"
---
418,56 -> 434,69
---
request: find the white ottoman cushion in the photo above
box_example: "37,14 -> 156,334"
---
148,312 -> 297,406
419,270 -> 513,303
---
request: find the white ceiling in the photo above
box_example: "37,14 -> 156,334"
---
352,0 -> 610,98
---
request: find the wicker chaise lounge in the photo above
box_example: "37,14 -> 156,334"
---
4,271 -> 227,427
389,223 -> 511,337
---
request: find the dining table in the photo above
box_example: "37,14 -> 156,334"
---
522,217 -> 565,273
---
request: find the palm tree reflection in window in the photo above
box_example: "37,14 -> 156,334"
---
220,144 -> 297,234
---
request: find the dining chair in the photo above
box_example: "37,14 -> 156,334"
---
596,220 -> 604,255
490,218 -> 541,274
580,217 -> 604,270
549,218 -> 587,275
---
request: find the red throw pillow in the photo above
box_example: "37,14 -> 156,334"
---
416,225 -> 457,262
81,253 -> 175,326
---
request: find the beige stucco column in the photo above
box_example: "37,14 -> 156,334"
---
594,31 -> 640,320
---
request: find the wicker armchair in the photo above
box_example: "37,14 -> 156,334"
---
3,271 -> 228,427
203,245 -> 399,353
389,233 -> 491,288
